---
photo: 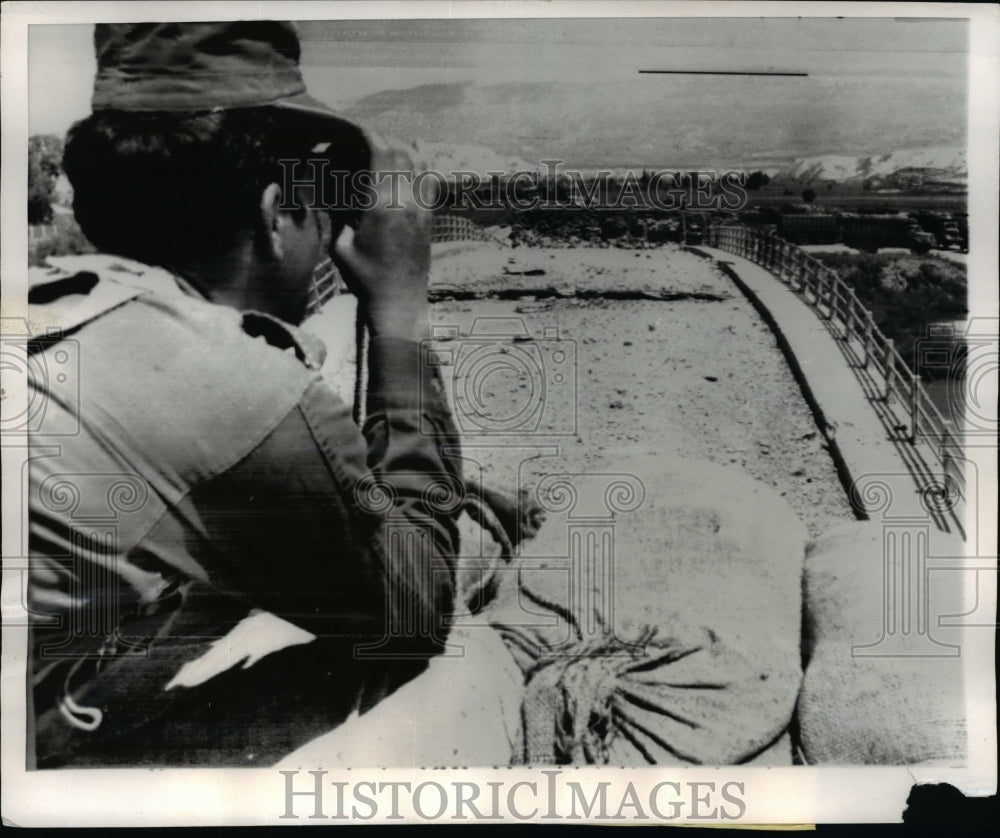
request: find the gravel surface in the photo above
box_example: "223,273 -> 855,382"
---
431,244 -> 727,299
428,243 -> 857,540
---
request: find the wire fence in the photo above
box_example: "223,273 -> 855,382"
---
705,225 -> 964,508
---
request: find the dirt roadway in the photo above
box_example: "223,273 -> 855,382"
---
427,243 -> 857,540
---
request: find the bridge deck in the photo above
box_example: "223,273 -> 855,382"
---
424,243 -> 857,540
698,245 -> 965,538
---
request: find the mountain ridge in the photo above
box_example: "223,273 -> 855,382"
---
775,146 -> 966,184
411,140 -> 968,188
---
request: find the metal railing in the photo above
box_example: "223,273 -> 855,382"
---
431,214 -> 508,245
306,257 -> 344,315
705,225 -> 964,505
28,224 -> 57,241
306,215 -> 507,316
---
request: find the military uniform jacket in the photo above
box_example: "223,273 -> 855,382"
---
25,254 -> 462,767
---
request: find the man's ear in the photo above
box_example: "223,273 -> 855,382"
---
258,183 -> 284,261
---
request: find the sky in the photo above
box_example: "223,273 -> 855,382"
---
28,17 -> 968,169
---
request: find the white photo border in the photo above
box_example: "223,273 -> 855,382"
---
2,0 -> 997,826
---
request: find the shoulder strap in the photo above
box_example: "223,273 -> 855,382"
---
28,254 -> 168,352
28,262 -> 149,350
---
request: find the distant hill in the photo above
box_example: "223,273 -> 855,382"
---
415,141 -> 535,178
776,146 -> 966,186
320,60 -> 967,173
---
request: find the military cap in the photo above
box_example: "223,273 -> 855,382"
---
91,21 -> 362,138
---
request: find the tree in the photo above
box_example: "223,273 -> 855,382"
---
746,170 -> 771,191
28,135 -> 64,225
801,187 -> 817,204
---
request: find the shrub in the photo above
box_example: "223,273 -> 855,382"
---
811,252 -> 967,379
29,218 -> 95,267
28,135 -> 64,225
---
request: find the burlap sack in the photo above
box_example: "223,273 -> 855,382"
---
278,623 -> 525,767
487,455 -> 807,765
798,521 -> 968,764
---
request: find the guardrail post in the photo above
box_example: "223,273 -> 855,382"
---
862,315 -> 873,368
883,339 -> 895,401
844,290 -> 855,341
910,370 -> 920,443
940,440 -> 952,486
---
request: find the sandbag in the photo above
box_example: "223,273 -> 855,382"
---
798,521 -> 968,764
486,455 -> 807,765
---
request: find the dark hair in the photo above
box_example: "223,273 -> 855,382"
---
63,107 -> 325,266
